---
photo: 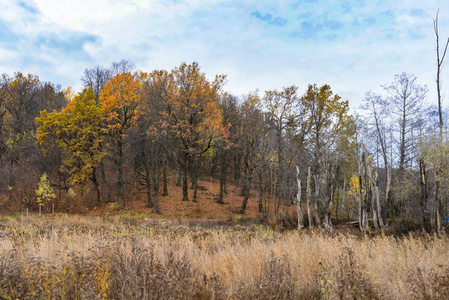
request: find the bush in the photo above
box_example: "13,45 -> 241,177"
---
388,217 -> 422,236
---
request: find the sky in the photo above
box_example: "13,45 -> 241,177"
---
1,0 -> 449,109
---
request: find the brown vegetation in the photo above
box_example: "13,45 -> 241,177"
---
1,215 -> 449,299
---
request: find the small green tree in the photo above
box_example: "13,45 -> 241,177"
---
36,173 -> 55,215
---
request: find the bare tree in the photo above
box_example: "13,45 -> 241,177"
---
361,91 -> 391,226
433,10 -> 449,235
383,73 -> 427,171
81,65 -> 112,103
239,93 -> 264,214
263,86 -> 298,207
434,9 -> 449,140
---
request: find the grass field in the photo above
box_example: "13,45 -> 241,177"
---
1,214 -> 448,299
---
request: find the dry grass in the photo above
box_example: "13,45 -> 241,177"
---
1,215 -> 449,299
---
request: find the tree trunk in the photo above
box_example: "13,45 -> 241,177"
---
162,166 -> 168,196
258,171 -> 263,213
176,169 -> 182,186
117,138 -> 125,208
240,181 -> 250,214
358,154 -> 364,232
99,160 -> 106,200
382,164 -> 390,226
418,158 -> 427,232
218,178 -> 225,204
218,154 -> 227,204
375,171 -> 385,230
341,178 -> 346,215
240,171 -> 253,214
434,10 -> 449,141
147,184 -> 153,208
371,183 -> 379,230
435,171 -> 442,235
192,160 -> 199,202
153,174 -> 159,214
314,174 -> 322,229
193,181 -> 199,202
306,167 -> 313,228
323,166 -> 337,233
335,185 -> 340,223
182,155 -> 189,201
234,155 -> 241,182
91,167 -> 101,203
295,166 -> 304,229
368,167 -> 379,230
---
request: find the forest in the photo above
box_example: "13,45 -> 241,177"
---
0,55 -> 447,234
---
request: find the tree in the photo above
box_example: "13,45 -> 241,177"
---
36,173 -> 55,215
239,93 -> 264,214
360,91 -> 392,225
131,70 -> 173,213
434,9 -> 449,140
166,62 -> 226,202
263,86 -> 298,206
81,65 -> 112,103
383,73 -> 427,171
0,72 -> 67,209
37,88 -> 106,203
0,73 -> 42,187
100,72 -> 141,207
216,94 -> 240,204
301,84 -> 355,230
433,10 -> 449,235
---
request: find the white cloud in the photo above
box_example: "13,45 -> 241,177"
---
0,0 -> 449,108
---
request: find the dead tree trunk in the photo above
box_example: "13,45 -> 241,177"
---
434,10 -> 447,235
434,9 -> 449,141
294,166 -> 304,229
374,170 -> 385,230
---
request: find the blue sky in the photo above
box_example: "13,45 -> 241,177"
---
1,0 -> 449,108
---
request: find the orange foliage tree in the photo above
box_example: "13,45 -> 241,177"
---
167,62 -> 227,201
100,72 -> 141,207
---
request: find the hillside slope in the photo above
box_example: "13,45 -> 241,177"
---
87,178 -> 267,219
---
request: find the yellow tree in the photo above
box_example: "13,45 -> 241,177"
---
301,84 -> 355,230
36,88 -> 106,202
100,72 -> 141,207
167,62 -> 227,201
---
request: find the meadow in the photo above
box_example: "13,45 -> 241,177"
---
0,214 -> 448,299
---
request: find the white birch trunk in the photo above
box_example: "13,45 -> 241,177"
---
295,166 -> 304,229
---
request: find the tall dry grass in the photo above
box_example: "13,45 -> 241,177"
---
0,214 -> 448,299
